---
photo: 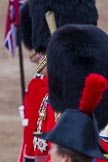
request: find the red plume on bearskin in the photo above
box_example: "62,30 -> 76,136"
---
79,73 -> 108,115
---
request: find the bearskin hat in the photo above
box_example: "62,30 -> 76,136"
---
30,0 -> 98,52
20,1 -> 33,50
47,24 -> 108,131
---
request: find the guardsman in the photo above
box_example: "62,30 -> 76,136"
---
30,0 -> 99,162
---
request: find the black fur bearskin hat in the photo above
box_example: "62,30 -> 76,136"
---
20,1 -> 33,50
30,0 -> 98,53
47,24 -> 108,131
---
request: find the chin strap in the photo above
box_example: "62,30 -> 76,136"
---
36,11 -> 57,74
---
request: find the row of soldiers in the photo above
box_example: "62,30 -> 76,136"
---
18,0 -> 108,162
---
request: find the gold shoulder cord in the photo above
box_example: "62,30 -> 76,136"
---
34,94 -> 48,135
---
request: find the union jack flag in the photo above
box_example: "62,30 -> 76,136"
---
4,0 -> 24,56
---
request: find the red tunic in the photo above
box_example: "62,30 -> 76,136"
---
18,75 -> 48,162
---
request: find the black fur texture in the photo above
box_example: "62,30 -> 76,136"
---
20,1 -> 33,50
47,25 -> 108,130
30,0 -> 98,52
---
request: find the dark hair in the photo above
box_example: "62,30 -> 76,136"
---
57,145 -> 92,162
